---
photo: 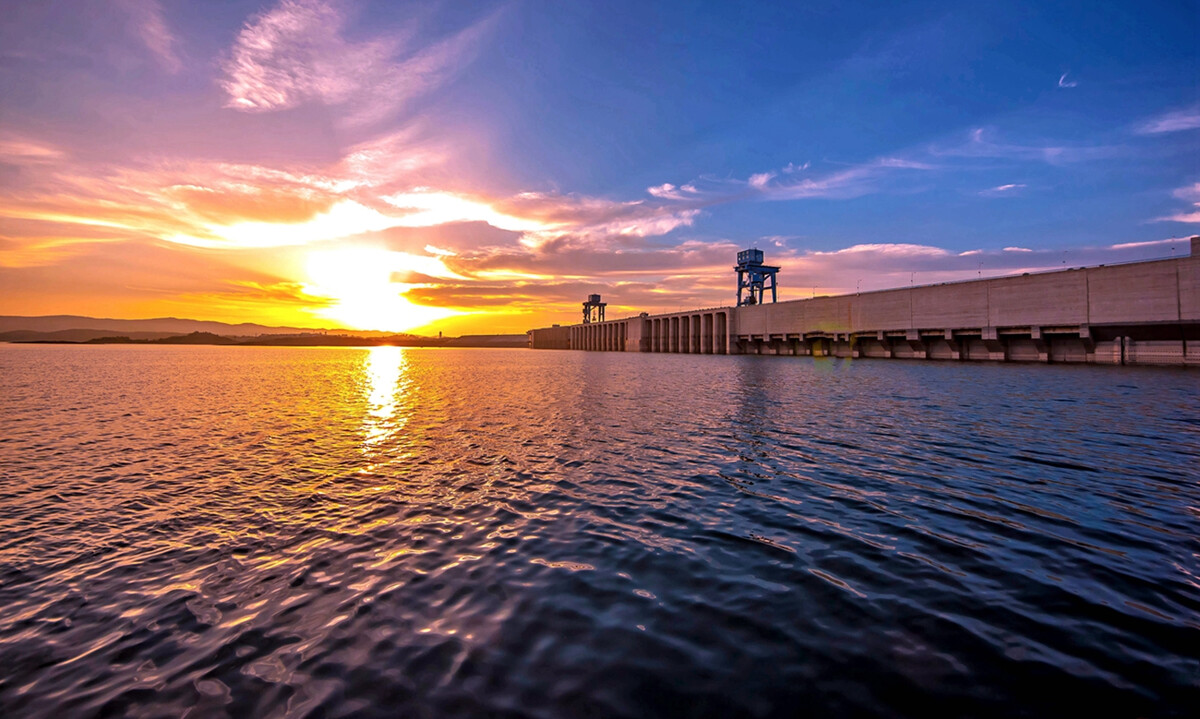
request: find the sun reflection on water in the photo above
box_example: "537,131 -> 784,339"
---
362,346 -> 411,450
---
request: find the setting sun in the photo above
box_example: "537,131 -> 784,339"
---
304,248 -> 462,332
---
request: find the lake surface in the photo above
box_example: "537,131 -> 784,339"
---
0,345 -> 1197,717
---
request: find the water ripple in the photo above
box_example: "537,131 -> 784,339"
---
0,345 -> 1197,717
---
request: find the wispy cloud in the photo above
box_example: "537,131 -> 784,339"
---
221,0 -> 371,111
0,134 -> 65,162
493,192 -> 701,247
755,158 -> 935,200
1109,237 -> 1186,250
812,243 -> 950,259
120,0 -> 181,73
648,120 -> 1125,215
646,183 -> 701,200
650,156 -> 937,206
1057,72 -> 1077,88
979,183 -> 1026,197
220,0 -> 491,125
13,0 -> 186,74
1135,104 -> 1200,134
1152,182 -> 1200,223
778,238 -> 1189,294
748,172 -> 776,189
430,239 -> 743,316
934,128 -> 1120,165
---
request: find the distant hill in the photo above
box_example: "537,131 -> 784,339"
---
153,331 -> 239,345
10,331 -> 530,348
0,329 -> 178,342
0,315 -> 390,338
0,316 -> 526,348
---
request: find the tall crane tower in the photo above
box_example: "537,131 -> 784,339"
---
582,294 -> 606,323
734,249 -> 780,306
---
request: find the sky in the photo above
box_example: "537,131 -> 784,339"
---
1,0 -> 1198,334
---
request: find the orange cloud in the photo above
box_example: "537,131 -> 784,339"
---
165,183 -> 337,225
0,134 -> 65,162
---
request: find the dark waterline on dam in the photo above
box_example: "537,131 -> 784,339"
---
1,345 -> 1197,717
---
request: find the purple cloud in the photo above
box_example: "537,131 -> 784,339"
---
220,0 -> 493,127
1136,105 -> 1200,134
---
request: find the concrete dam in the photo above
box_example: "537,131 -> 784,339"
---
527,236 -> 1200,367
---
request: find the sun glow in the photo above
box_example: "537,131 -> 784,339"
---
159,192 -> 552,253
165,200 -> 402,249
304,248 -> 461,332
383,191 -> 549,232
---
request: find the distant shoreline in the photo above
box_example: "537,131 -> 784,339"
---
5,331 -> 526,349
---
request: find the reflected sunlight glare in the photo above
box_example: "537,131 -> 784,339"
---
362,346 -> 410,451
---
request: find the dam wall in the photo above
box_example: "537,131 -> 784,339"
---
527,236 -> 1200,366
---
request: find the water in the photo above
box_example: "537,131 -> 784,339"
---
0,345 -> 1197,718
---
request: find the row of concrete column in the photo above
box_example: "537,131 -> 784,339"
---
647,311 -> 728,354
571,321 -> 627,351
731,327 -> 1196,365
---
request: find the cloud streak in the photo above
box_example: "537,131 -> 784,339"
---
119,0 -> 182,73
934,128 -> 1121,165
979,183 -> 1026,197
646,183 -> 700,200
0,134 -> 65,162
646,156 -> 937,210
220,0 -> 491,125
1136,105 -> 1200,134
1153,182 -> 1200,224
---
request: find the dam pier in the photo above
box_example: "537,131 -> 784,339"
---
528,236 -> 1200,367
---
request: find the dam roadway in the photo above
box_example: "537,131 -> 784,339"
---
527,236 -> 1200,367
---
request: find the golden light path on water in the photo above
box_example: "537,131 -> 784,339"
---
361,346 -> 412,453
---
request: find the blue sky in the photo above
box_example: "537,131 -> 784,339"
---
1,0 -> 1197,332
